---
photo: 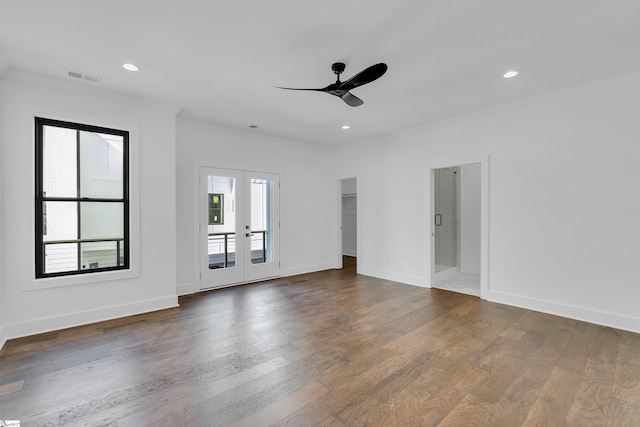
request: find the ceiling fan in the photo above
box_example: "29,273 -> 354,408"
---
277,62 -> 388,107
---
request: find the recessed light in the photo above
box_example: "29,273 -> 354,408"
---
123,63 -> 139,72
503,70 -> 518,78
342,125 -> 350,130
249,125 -> 258,129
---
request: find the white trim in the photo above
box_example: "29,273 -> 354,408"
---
336,177 -> 359,268
335,179 -> 343,269
177,282 -> 196,296
193,161 -> 201,290
20,104 -> 141,290
0,48 -> 8,77
2,295 -> 178,343
487,290 -> 640,334
0,325 -> 7,351
281,262 -> 333,278
359,267 -> 427,288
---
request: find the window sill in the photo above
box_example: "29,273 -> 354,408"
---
25,266 -> 140,291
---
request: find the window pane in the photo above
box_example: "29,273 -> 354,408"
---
81,241 -> 121,270
208,175 -> 236,269
80,202 -> 124,239
119,240 -> 126,266
250,179 -> 273,264
45,242 -> 77,274
79,131 -> 124,199
43,202 -> 78,242
42,126 -> 77,197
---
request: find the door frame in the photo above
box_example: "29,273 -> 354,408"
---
195,165 -> 281,291
428,155 -> 489,299
336,177 -> 359,271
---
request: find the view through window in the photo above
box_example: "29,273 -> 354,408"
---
35,117 -> 129,278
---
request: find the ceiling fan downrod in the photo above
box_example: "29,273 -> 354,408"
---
332,62 -> 346,83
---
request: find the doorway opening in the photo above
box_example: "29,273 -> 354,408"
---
432,163 -> 481,296
341,177 -> 357,272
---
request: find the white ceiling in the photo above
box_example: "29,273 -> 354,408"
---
1,0 -> 639,148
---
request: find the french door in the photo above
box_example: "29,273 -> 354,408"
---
200,167 -> 279,289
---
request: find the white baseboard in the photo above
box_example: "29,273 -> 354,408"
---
180,263 -> 334,297
0,324 -> 6,352
177,282 -> 196,296
487,290 -> 640,334
359,267 -> 427,288
281,262 -> 333,278
342,250 -> 357,257
3,295 -> 179,345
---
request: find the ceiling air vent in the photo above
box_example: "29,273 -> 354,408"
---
67,70 -> 101,84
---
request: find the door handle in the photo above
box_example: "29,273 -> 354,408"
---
435,214 -> 442,226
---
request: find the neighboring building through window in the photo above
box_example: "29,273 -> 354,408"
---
35,117 -> 129,278
208,193 -> 224,225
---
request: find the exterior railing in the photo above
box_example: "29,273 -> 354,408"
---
208,230 -> 266,268
43,237 -> 124,273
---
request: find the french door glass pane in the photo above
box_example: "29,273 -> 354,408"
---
250,178 -> 273,264
208,175 -> 236,269
42,126 -> 77,198
79,131 -> 124,198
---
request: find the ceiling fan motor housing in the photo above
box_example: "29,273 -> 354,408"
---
332,62 -> 346,75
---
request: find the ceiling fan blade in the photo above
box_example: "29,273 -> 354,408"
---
342,92 -> 364,107
275,86 -> 324,92
339,63 -> 388,92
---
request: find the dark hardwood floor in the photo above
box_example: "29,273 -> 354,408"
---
1,256 -> 640,426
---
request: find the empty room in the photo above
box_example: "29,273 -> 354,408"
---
1,1 -> 639,425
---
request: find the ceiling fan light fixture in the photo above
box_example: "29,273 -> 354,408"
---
503,70 -> 518,78
123,63 -> 139,72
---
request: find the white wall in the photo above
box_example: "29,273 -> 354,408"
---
0,93 -> 4,347
175,118 -> 335,295
333,72 -> 640,332
460,163 -> 481,275
0,73 -> 179,340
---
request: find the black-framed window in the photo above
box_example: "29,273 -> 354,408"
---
35,117 -> 130,278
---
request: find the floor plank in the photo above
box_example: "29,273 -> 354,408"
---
2,257 -> 640,425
